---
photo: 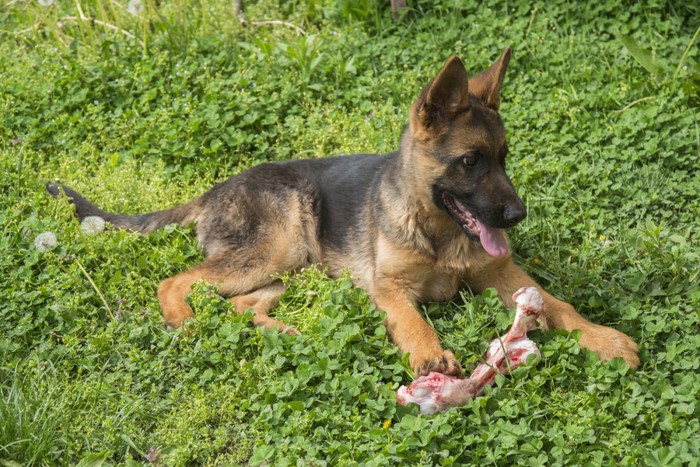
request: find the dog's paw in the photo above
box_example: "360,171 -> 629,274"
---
252,315 -> 300,336
412,349 -> 464,378
580,324 -> 640,369
281,325 -> 301,336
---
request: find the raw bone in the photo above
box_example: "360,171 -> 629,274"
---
396,287 -> 544,415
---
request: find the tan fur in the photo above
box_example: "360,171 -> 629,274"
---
468,48 -> 512,111
230,281 -> 298,335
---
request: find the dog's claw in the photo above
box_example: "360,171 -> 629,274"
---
415,350 -> 463,378
281,326 -> 301,336
398,287 -> 545,414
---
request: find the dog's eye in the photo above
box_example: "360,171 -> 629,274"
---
461,155 -> 478,168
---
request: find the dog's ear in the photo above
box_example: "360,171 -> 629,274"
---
413,56 -> 470,131
468,47 -> 511,111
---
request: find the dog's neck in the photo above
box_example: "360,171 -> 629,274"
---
395,128 -> 446,218
372,129 -> 464,258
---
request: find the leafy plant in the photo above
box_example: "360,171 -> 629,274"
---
615,25 -> 700,99
1,0 -> 698,465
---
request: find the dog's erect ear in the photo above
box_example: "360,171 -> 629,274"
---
468,47 -> 511,111
425,56 -> 470,114
415,56 -> 470,130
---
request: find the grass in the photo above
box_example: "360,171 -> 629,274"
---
1,0 -> 699,464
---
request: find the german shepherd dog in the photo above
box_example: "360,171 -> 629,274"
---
47,49 -> 640,375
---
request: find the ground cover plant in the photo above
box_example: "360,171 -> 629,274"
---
1,0 -> 698,464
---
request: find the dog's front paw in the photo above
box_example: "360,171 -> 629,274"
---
579,324 -> 640,369
411,349 -> 464,378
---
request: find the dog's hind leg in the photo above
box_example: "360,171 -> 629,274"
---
157,173 -> 321,331
157,265 -> 211,329
158,230 -> 313,331
229,281 -> 298,335
157,253 -> 290,330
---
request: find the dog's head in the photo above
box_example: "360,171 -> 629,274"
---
407,48 -> 525,257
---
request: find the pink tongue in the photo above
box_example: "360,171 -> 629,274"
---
476,219 -> 509,256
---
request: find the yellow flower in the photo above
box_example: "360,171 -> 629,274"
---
382,419 -> 392,429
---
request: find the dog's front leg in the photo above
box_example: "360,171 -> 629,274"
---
371,280 -> 463,378
470,258 -> 640,368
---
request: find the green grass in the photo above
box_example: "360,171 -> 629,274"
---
1,0 -> 699,464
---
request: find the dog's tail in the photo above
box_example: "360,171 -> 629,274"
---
46,182 -> 201,234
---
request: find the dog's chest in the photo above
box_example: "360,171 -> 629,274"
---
410,267 -> 463,303
373,230 -> 487,303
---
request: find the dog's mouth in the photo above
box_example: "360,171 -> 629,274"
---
442,194 -> 509,257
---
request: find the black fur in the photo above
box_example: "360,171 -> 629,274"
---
46,182 -> 199,233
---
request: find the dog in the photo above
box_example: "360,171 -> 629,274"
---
47,48 -> 640,375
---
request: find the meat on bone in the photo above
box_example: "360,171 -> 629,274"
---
396,287 -> 544,415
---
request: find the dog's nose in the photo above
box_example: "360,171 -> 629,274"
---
504,202 -> 527,226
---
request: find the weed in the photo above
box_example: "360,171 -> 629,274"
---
1,0 -> 698,465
